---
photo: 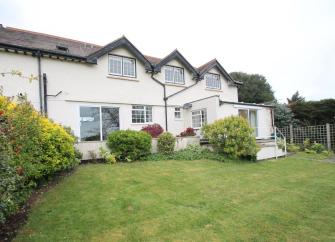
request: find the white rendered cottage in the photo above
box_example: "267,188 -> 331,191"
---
0,25 -> 282,159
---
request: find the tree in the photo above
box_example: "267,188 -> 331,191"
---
230,72 -> 275,103
273,102 -> 298,127
290,99 -> 335,125
287,91 -> 305,106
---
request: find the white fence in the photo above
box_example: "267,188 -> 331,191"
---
279,123 -> 335,150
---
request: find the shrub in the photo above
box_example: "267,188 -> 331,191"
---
141,123 -> 164,138
0,159 -> 30,224
99,147 -> 116,164
107,130 -> 152,162
0,95 -> 79,223
202,116 -> 259,160
178,127 -> 196,137
147,144 -> 226,162
302,138 -> 312,151
287,143 -> 300,153
310,143 -> 326,153
157,132 -> 176,154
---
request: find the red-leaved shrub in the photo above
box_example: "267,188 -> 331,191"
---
141,123 -> 164,138
179,127 -> 196,137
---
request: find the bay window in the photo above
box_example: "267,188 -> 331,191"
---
109,55 -> 136,78
132,105 -> 152,123
192,109 -> 207,129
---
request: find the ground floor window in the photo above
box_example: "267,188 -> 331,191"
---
192,109 -> 207,129
238,109 -> 258,136
132,105 -> 152,123
80,106 -> 119,141
174,107 -> 182,119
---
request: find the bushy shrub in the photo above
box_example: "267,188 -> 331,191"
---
107,130 -> 152,162
157,132 -> 175,154
147,144 -> 226,162
141,123 -> 164,138
0,159 -> 30,224
287,143 -> 300,153
202,116 -> 259,160
302,138 -> 312,151
99,147 -> 116,164
178,127 -> 196,137
310,143 -> 326,153
0,95 -> 79,223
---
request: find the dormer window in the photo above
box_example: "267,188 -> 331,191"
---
164,65 -> 184,85
109,54 -> 136,78
205,73 -> 221,90
56,45 -> 69,52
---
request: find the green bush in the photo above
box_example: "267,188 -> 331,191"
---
287,143 -> 300,153
147,144 -> 226,162
310,143 -> 326,153
107,130 -> 152,162
99,147 -> 116,164
302,138 -> 312,151
0,95 -> 79,223
202,116 -> 259,160
157,132 -> 175,154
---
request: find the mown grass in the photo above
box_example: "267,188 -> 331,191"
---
15,153 -> 335,241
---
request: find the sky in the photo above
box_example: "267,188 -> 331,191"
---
1,0 -> 334,102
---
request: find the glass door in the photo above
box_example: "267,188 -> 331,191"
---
101,107 -> 120,140
238,109 -> 258,137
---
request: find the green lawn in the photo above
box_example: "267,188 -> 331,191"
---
15,153 -> 335,241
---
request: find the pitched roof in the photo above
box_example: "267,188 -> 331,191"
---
197,58 -> 242,85
144,55 -> 162,65
0,25 -> 101,57
152,49 -> 199,79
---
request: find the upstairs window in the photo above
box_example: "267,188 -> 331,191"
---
109,55 -> 136,78
205,73 -> 221,90
192,109 -> 207,129
132,105 -> 152,123
164,66 -> 184,85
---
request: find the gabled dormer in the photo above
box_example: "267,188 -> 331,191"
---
197,59 -> 242,87
152,50 -> 199,84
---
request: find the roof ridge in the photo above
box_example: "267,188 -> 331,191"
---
197,58 -> 217,70
5,26 -> 102,47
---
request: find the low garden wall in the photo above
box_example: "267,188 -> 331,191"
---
76,136 -> 201,160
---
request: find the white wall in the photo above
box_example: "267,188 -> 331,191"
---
0,52 -> 40,110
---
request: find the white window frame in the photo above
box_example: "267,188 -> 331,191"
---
108,54 -> 136,78
164,65 -> 185,85
238,108 -> 259,137
174,107 -> 182,120
79,105 -> 120,142
131,105 -> 153,124
192,109 -> 207,129
205,73 -> 221,90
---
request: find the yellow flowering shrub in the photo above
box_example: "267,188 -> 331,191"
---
0,95 -> 79,223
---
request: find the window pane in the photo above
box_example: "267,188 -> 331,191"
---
201,110 -> 207,124
239,109 -> 248,119
249,110 -> 258,136
174,67 -> 184,84
123,58 -> 135,77
205,73 -> 220,89
80,106 -> 100,141
165,66 -> 174,83
145,106 -> 152,122
102,107 -> 119,140
109,55 -> 122,75
175,107 -> 181,119
132,105 -> 145,123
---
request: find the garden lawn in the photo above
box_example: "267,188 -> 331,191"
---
15,153 -> 335,241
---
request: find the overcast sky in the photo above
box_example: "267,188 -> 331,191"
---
1,0 -> 334,102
